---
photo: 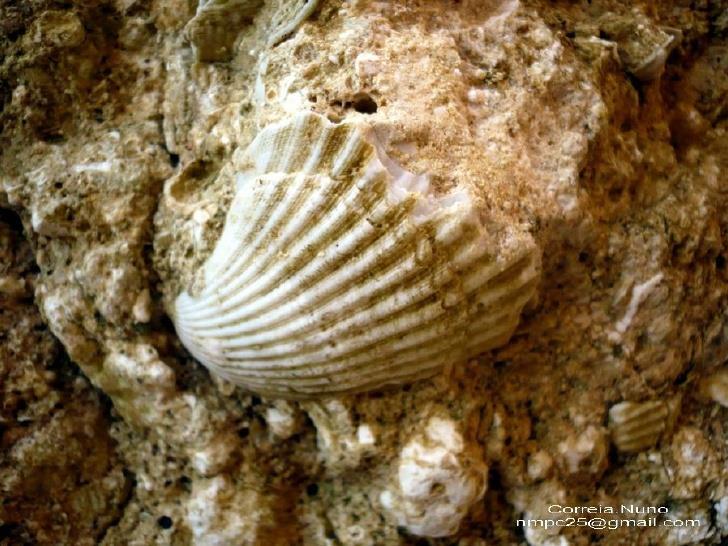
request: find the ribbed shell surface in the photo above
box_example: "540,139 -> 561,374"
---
173,112 -> 540,397
608,400 -> 672,453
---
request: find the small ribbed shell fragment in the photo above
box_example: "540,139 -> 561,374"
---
173,112 -> 540,398
608,397 -> 680,453
185,0 -> 262,62
268,0 -> 320,46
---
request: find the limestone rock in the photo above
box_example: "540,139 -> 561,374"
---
0,0 -> 726,544
379,416 -> 488,537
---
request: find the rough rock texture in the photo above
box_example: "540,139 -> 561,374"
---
0,209 -> 130,545
0,0 -> 726,545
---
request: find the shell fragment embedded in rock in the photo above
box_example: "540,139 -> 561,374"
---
608,397 -> 680,453
185,0 -> 263,62
597,12 -> 679,81
267,0 -> 320,46
172,111 -> 540,397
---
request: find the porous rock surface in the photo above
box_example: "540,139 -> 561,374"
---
0,0 -> 726,544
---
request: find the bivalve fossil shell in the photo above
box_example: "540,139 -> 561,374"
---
608,397 -> 681,453
172,111 -> 540,397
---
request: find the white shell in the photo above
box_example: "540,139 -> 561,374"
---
173,112 -> 540,397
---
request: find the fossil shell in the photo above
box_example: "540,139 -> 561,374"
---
185,0 -> 320,61
172,112 -> 540,397
268,0 -> 320,46
597,13 -> 679,81
608,397 -> 680,453
185,0 -> 262,62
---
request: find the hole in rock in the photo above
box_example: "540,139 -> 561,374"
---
0,523 -> 21,540
351,93 -> 378,114
429,482 -> 445,495
0,208 -> 23,232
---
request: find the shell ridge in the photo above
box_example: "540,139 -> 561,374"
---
218,306 -> 521,384
207,173 -> 305,284
180,168 -> 390,319
215,270 -> 536,378
178,197 -> 476,336
199,173 -> 294,292
330,129 -> 367,178
181,173 -> 382,318
301,121 -> 332,174
215,260 -> 536,372
195,299 -> 523,393
186,122 -> 382,307
179,193 -> 410,331
468,254 -> 537,302
181,219 -> 529,364
194,173 -> 284,291
476,254 -> 536,308
192,171 -> 343,305
209,171 -> 322,284
184,219 -> 481,342
279,112 -> 315,172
